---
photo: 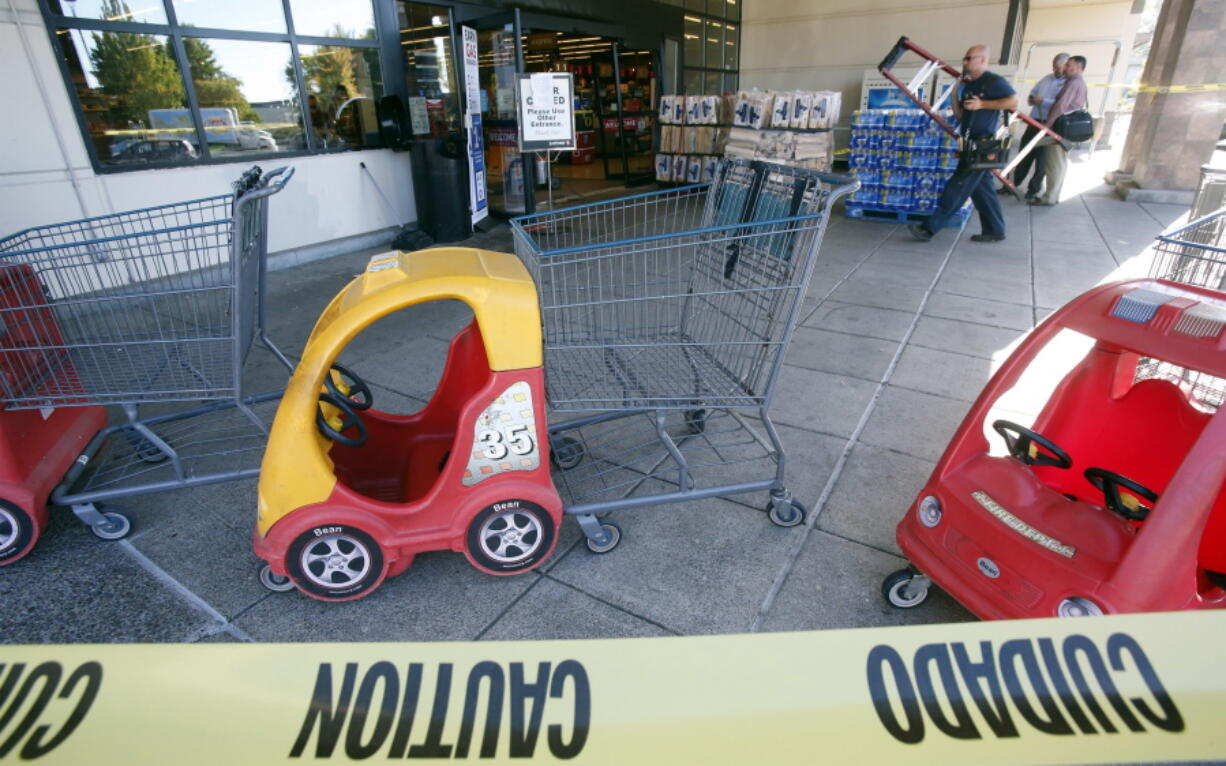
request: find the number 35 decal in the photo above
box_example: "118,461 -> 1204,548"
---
478,424 -> 535,460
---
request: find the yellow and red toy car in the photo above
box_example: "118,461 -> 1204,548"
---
253,248 -> 562,600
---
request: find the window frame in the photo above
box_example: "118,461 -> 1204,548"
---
40,0 -> 387,173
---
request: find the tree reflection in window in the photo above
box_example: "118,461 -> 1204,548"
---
295,33 -> 382,150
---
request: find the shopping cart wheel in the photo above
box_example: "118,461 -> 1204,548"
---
90,511 -> 131,541
585,521 -> 622,554
466,500 -> 556,573
766,498 -> 806,527
684,409 -> 707,435
550,437 -> 585,470
0,500 -> 37,565
258,564 -> 296,593
287,524 -> 385,601
882,568 -> 930,609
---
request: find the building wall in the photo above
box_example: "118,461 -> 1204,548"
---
0,0 -> 416,259
740,0 -> 1012,118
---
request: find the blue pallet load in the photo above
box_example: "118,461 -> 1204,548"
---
844,108 -> 971,228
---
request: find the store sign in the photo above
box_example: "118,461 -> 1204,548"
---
517,73 -> 576,152
461,26 -> 488,226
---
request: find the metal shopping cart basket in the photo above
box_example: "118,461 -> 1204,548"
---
1139,206 -> 1226,413
512,159 -> 858,551
1150,206 -> 1226,292
0,166 -> 293,552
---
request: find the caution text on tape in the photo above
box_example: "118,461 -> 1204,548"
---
0,610 -> 1223,764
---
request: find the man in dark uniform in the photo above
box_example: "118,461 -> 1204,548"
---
910,44 -> 1018,243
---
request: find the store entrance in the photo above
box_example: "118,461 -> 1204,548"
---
468,13 -> 658,216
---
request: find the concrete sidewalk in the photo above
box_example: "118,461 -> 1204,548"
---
0,177 -> 1187,644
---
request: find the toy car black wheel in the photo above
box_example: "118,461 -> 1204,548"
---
585,521 -> 621,554
882,568 -> 929,609
258,563 -> 296,593
550,437 -> 585,470
90,510 -> 131,541
0,499 -> 36,565
287,524 -> 385,601
467,500 -> 556,573
767,497 -> 806,527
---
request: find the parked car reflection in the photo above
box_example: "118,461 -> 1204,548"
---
110,139 -> 199,164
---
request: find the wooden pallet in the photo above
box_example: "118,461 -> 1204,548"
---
843,203 -> 971,228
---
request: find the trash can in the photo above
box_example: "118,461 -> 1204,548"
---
410,135 -> 469,243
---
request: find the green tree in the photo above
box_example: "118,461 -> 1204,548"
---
169,37 -> 260,123
88,0 -> 183,125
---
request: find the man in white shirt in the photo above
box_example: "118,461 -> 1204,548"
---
1002,53 -> 1067,200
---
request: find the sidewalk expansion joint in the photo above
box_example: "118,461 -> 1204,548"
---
748,222 -> 964,633
117,540 -> 253,643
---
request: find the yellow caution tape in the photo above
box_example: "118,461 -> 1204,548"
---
1,610 -> 1223,764
1016,79 -> 1226,93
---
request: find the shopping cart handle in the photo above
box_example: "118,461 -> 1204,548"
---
878,36 -> 910,73
263,165 -> 294,189
237,166 -> 294,203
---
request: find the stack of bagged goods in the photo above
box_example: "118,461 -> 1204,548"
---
656,95 -> 731,183
845,108 -> 968,220
725,88 -> 841,171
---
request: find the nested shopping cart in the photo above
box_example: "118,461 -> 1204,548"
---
512,160 -> 858,552
0,166 -> 293,563
1150,207 -> 1226,292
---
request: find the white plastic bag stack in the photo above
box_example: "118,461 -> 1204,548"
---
810,91 -> 842,130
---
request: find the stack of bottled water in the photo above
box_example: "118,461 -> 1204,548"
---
847,109 -> 967,218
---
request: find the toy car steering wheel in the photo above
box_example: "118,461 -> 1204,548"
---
316,393 -> 368,448
323,362 -> 373,411
1084,467 -> 1158,522
992,420 -> 1072,469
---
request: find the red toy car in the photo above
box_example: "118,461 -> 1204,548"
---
885,279 -> 1226,618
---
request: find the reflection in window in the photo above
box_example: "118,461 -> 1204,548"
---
185,39 -> 302,155
58,26 -> 196,167
298,45 -> 383,149
289,0 -> 376,39
48,0 -> 167,26
684,68 -> 703,96
683,15 -> 702,68
400,3 -> 460,138
725,25 -> 738,70
171,0 -> 286,34
705,20 -> 723,71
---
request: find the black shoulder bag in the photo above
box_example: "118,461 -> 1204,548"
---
1052,109 -> 1094,143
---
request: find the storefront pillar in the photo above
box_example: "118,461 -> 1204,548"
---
1110,0 -> 1226,204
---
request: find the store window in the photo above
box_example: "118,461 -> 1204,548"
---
399,3 -> 460,139
43,0 -> 384,171
681,2 -> 739,95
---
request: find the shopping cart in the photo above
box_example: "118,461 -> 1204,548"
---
512,159 -> 858,551
0,166 -> 293,561
1149,207 -> 1226,292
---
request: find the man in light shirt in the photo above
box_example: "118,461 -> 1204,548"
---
1031,55 -> 1089,207
1003,53 -> 1067,200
